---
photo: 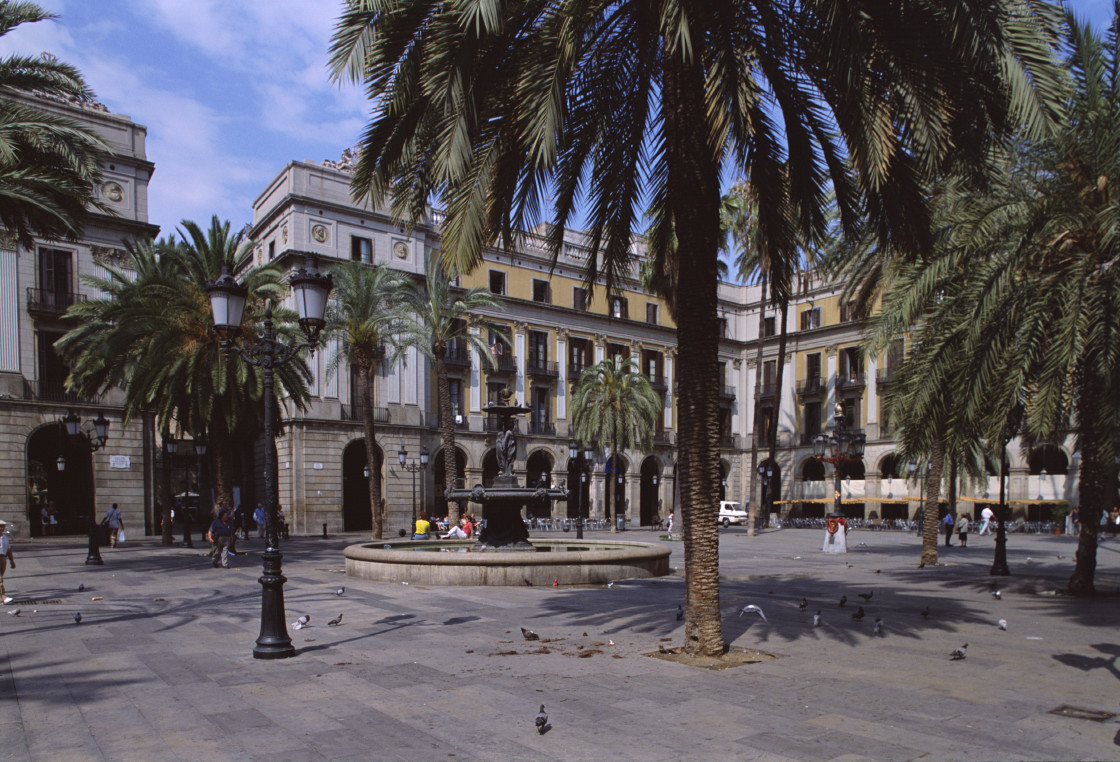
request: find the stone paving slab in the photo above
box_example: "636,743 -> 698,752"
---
2,528 -> 1119,760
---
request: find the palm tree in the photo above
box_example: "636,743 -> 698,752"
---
397,253 -> 506,527
57,218 -> 308,543
0,2 -> 107,246
323,260 -> 410,540
868,9 -> 1120,593
570,356 -> 661,533
331,0 -> 1065,656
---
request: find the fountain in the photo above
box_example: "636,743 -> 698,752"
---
344,389 -> 670,585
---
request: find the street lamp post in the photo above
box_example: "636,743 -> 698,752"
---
990,442 -> 1012,576
208,260 -> 333,660
60,411 -> 111,565
812,403 -> 866,553
568,440 -> 594,539
757,463 -> 773,532
397,445 -> 429,534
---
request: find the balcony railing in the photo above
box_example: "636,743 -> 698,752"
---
799,431 -> 823,446
836,372 -> 866,390
342,404 -> 390,423
431,413 -> 470,430
23,379 -> 99,404
654,428 -> 672,445
444,344 -> 471,369
484,415 -> 520,433
568,364 -> 589,384
720,432 -> 738,449
647,373 -> 667,390
488,353 -> 517,374
755,383 -> 775,398
527,419 -> 557,436
526,357 -> 559,378
797,377 -> 825,395
26,287 -> 86,316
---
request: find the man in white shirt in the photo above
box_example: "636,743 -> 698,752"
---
978,505 -> 995,535
0,519 -> 15,603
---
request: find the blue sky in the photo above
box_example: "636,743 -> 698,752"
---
4,1 -> 1117,240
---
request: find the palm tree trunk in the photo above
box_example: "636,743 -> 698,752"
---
921,436 -> 945,567
665,47 -> 726,657
209,413 -> 235,515
158,424 -> 174,545
608,446 -> 617,534
359,361 -> 384,539
436,353 -> 460,527
747,272 -> 769,537
1069,372 -> 1107,595
763,300 -> 790,530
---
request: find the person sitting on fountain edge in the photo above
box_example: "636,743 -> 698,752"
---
413,511 -> 431,540
441,515 -> 473,540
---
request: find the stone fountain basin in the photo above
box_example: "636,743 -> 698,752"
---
344,538 -> 671,586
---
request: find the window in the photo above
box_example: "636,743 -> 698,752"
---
718,317 -> 729,338
761,360 -> 776,396
886,338 -> 904,375
842,396 -> 860,428
351,236 -> 372,263
839,301 -> 863,322
761,316 -> 776,337
268,240 -> 275,261
804,400 -> 822,437
642,349 -> 663,385
488,330 -> 511,362
806,353 -> 822,384
569,337 -> 591,377
532,279 -> 551,304
607,342 -> 628,363
449,379 -> 463,420
37,329 -> 69,399
757,405 -> 774,446
489,270 -> 506,295
529,330 -> 549,365
610,295 -> 629,319
533,386 -> 550,425
840,347 -> 863,382
880,399 -> 892,435
646,303 -> 658,325
38,247 -> 73,305
573,287 -> 589,311
799,307 -> 820,331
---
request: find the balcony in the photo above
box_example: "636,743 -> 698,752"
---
836,372 -> 866,391
877,367 -> 899,386
754,383 -> 775,399
720,432 -> 738,449
526,357 -> 559,379
568,364 -> 589,385
647,373 -> 667,391
26,287 -> 85,317
23,380 -> 99,404
488,353 -> 517,375
431,413 -> 470,430
527,419 -> 557,436
797,377 -> 825,396
654,428 -> 672,445
444,344 -> 471,370
341,404 -> 390,423
799,431 -> 823,446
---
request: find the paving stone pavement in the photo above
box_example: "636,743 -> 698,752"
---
1,526 -> 1119,761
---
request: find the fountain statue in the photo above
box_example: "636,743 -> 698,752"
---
446,388 -> 567,549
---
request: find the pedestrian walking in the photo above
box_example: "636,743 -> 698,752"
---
0,519 -> 15,603
941,512 -> 954,547
666,512 -> 674,541
104,503 -> 124,548
957,514 -> 970,547
207,509 -> 233,568
978,505 -> 994,535
253,503 -> 266,539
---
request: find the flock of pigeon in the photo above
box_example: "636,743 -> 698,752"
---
734,581 -> 1011,661
291,587 -> 347,630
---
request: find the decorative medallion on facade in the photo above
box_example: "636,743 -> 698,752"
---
393,240 -> 409,259
282,225 -> 288,244
0,230 -> 17,250
311,224 -> 329,243
101,182 -> 124,203
91,246 -> 128,268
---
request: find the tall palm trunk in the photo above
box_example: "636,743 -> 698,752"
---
608,445 -> 617,534
158,424 -> 174,545
435,350 -> 460,527
921,435 -> 946,567
747,272 -> 769,537
358,360 -> 385,539
1069,372 -> 1107,595
666,49 -> 725,657
210,414 -> 235,514
764,300 -> 790,529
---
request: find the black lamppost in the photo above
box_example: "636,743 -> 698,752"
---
397,445 -> 429,532
569,440 -> 594,539
757,463 -> 773,532
207,260 -> 333,660
60,411 -> 110,564
812,403 -> 866,520
990,442 -> 1012,576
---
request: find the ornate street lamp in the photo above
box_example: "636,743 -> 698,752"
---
207,259 -> 333,660
398,445 -> 430,532
569,440 -> 595,539
757,463 -> 774,531
812,403 -> 865,552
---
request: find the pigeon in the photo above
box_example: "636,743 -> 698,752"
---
328,614 -> 343,627
676,605 -> 684,621
838,595 -> 847,607
1055,554 -> 1064,560
297,614 -> 310,625
535,704 -> 548,734
845,562 -> 853,568
852,606 -> 865,621
334,587 -> 345,596
992,589 -> 1002,599
608,639 -> 614,646
607,582 -> 614,588
858,591 -> 873,602
78,584 -> 85,592
949,643 -> 968,660
7,608 -> 19,616
739,604 -> 768,622
74,612 -> 82,624
998,618 -> 1007,631
875,569 -> 881,574
872,617 -> 883,635
1026,556 -> 1034,564
521,627 -> 540,641
798,597 -> 808,611
812,611 -> 822,627
857,541 -> 868,547
292,621 -> 304,630
920,606 -> 930,619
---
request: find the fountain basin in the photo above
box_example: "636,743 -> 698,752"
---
344,539 -> 671,586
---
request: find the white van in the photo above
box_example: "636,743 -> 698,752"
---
718,501 -> 749,527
